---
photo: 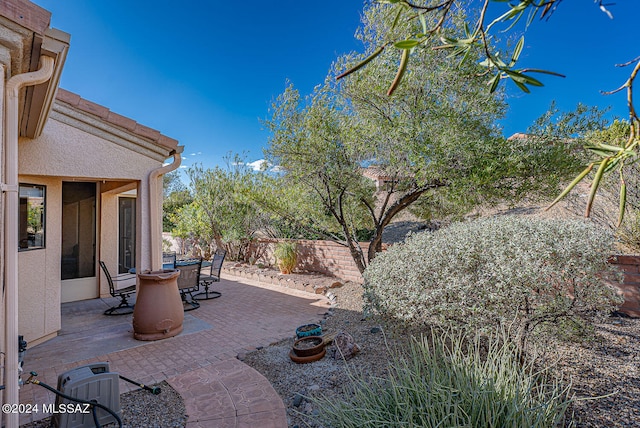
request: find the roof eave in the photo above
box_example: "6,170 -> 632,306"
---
20,27 -> 69,138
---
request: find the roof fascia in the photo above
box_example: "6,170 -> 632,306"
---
21,27 -> 70,138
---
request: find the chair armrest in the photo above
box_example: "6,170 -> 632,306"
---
112,274 -> 136,282
114,284 -> 136,293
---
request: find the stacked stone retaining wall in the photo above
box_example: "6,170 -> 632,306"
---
221,263 -> 345,296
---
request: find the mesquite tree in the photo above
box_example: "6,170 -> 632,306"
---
338,0 -> 637,222
173,156 -> 269,260
263,3 -> 585,274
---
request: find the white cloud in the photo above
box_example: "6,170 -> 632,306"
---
247,159 -> 268,171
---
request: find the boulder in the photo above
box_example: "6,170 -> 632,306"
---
330,331 -> 360,360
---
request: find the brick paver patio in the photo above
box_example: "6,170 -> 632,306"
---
19,274 -> 329,426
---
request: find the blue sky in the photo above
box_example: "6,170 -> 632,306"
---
34,1 -> 638,172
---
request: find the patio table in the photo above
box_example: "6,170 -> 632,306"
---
127,260 -> 210,273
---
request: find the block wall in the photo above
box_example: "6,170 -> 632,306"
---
608,255 -> 640,317
249,239 -> 386,283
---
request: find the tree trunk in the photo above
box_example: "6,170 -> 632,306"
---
365,181 -> 446,264
348,241 -> 367,274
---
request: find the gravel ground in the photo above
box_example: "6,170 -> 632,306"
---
20,380 -> 186,428
243,280 -> 640,428
549,318 -> 640,428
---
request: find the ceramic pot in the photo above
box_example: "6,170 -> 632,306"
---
295,323 -> 322,338
133,269 -> 183,341
289,348 -> 326,364
292,336 -> 325,357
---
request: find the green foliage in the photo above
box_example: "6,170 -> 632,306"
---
575,121 -> 635,244
363,216 -> 623,348
339,1 -> 610,95
585,120 -> 640,230
163,170 -> 187,197
162,239 -> 173,252
163,170 -> 192,232
163,189 -> 193,232
248,158 -> 372,244
273,241 -> 297,274
268,219 -> 324,240
263,3 -> 581,275
339,1 -> 639,224
618,211 -> 640,253
312,328 -> 572,428
26,204 -> 43,233
170,200 -> 210,257
172,155 -> 269,261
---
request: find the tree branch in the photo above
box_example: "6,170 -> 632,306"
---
367,179 -> 448,262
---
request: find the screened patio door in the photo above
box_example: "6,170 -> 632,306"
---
118,197 -> 136,274
61,182 -> 97,303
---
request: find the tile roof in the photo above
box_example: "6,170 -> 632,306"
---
55,88 -> 179,153
0,0 -> 51,35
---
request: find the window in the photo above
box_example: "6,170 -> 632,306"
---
19,184 -> 45,250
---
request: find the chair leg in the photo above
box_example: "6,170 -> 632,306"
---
104,295 -> 135,316
181,291 -> 201,311
193,280 -> 221,301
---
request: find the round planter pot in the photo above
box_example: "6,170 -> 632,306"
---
296,323 -> 322,338
289,347 -> 326,364
292,336 -> 325,357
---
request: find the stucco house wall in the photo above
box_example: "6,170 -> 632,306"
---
20,122 -> 158,178
16,92 -> 180,346
14,175 -> 61,345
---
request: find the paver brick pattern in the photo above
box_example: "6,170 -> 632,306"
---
19,275 -> 328,426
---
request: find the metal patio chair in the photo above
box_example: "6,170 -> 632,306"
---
176,258 -> 202,311
99,261 -> 136,316
194,250 -> 226,301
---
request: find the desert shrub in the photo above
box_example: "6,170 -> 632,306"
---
274,241 -> 297,274
312,328 -> 572,428
617,210 -> 640,252
363,216 -> 623,347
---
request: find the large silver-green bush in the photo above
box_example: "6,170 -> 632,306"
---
363,216 -> 623,342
